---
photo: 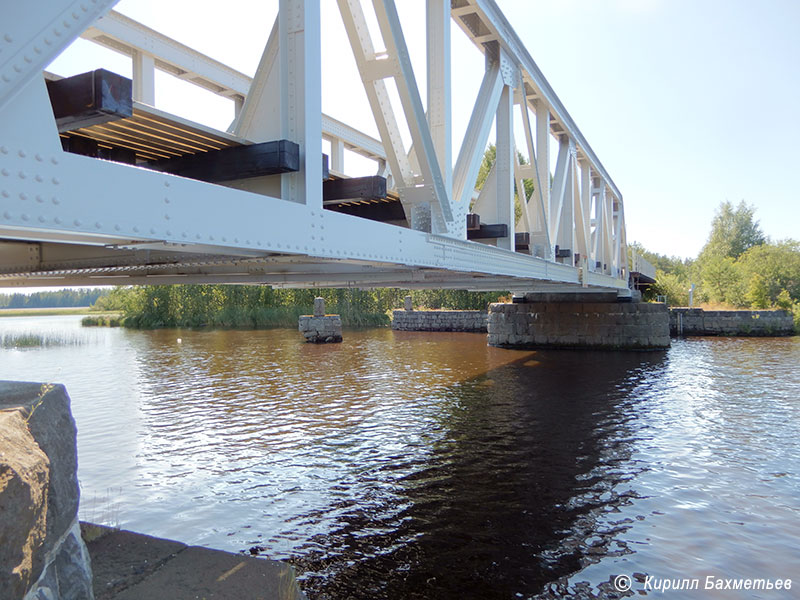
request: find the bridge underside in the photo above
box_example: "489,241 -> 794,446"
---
0,245 -> 624,293
0,0 -> 645,295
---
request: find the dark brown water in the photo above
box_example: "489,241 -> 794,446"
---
1,316 -> 798,598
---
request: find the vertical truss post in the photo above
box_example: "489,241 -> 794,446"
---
132,51 -> 156,105
603,188 -> 614,274
557,145 -> 576,262
612,196 -> 622,277
592,178 -> 605,272
330,138 -> 345,173
426,0 -> 455,234
576,159 -> 592,264
495,84 -> 514,251
280,0 -> 322,208
549,135 -> 570,256
534,100 -> 551,257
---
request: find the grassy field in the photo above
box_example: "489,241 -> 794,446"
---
0,307 -> 118,317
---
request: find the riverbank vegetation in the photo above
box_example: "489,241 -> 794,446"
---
92,286 -> 506,330
0,289 -> 108,309
635,201 -> 800,332
0,330 -> 87,348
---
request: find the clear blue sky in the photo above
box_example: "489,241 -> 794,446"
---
47,0 -> 800,262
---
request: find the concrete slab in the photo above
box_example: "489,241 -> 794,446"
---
81,524 -> 186,600
81,524 -> 305,600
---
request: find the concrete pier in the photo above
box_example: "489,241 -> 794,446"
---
298,297 -> 342,343
488,294 -> 670,350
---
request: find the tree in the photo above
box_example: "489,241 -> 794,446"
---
699,256 -> 745,306
698,200 -> 766,262
736,240 -> 800,304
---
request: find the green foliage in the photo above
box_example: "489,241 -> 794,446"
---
81,315 -> 122,327
651,270 -> 690,306
110,285 -> 507,330
736,240 -> 800,304
1,331 -> 85,347
701,256 -> 746,306
697,200 -> 766,263
775,289 -> 793,311
0,288 -> 109,309
746,273 -> 770,309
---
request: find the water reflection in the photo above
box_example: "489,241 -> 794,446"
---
1,319 -> 798,599
287,350 -> 668,599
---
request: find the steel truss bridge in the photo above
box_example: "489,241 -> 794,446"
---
0,1 -> 655,292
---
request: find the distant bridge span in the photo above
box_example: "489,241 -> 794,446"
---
0,1 -> 654,292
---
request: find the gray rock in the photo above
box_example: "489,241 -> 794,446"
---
1,381 -> 94,600
0,409 -> 49,598
54,523 -> 94,600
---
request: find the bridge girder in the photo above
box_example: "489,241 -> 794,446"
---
0,0 -> 633,292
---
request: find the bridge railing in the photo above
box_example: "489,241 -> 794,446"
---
631,252 -> 657,282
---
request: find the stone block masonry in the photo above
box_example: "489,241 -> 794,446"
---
298,315 -> 343,343
391,310 -> 489,332
670,308 -> 794,336
0,381 -> 94,600
488,301 -> 670,350
298,297 -> 343,343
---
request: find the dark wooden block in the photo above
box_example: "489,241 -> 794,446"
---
466,213 -> 481,231
325,199 -> 406,222
467,223 -> 509,239
60,134 -> 137,164
323,176 -> 387,201
47,69 -> 133,132
146,140 -> 299,183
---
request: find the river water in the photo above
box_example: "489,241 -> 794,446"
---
1,315 -> 798,598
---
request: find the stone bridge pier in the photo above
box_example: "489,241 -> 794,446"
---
488,292 -> 670,350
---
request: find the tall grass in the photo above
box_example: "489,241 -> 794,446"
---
0,331 -> 86,348
81,315 -> 122,327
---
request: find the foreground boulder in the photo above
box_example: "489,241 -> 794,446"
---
0,381 -> 94,600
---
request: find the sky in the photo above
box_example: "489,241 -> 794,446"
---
43,0 -> 800,264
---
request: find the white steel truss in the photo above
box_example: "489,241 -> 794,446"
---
0,0 -> 634,293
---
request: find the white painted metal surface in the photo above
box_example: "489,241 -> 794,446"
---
0,0 -> 631,293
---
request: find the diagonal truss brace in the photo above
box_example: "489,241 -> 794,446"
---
337,0 -> 454,235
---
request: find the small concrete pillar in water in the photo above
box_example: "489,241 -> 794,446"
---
299,297 -> 343,343
404,295 -> 413,311
314,296 -> 326,317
